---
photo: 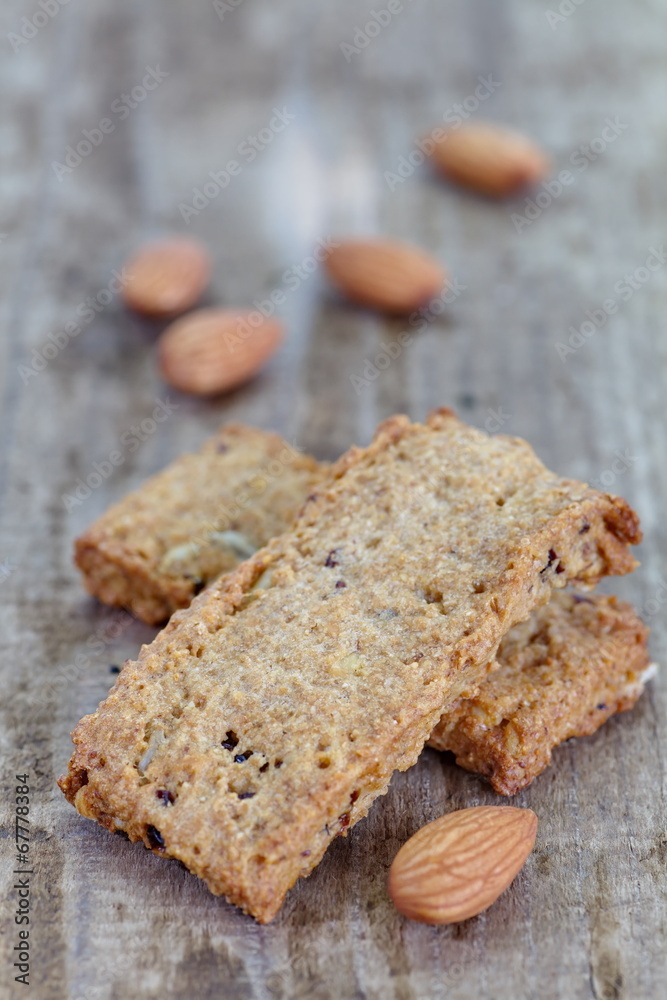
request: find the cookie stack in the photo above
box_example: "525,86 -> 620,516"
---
60,410 -> 651,922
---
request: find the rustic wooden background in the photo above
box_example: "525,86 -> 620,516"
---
1,0 -> 666,997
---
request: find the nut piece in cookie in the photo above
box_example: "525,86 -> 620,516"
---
74,424 -> 325,624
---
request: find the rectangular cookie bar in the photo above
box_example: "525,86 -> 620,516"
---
59,409 -> 641,922
429,591 -> 653,795
75,424 -> 650,795
75,424 -> 325,625
76,426 -> 650,797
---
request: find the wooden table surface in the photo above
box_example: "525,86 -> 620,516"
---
1,1 -> 666,997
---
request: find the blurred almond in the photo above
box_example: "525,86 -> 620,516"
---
389,806 -> 537,924
325,239 -> 446,313
430,123 -> 549,197
158,308 -> 283,395
123,238 -> 211,317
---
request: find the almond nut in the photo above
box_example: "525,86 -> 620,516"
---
325,238 -> 446,313
157,308 -> 283,395
430,123 -> 549,197
389,806 -> 537,924
122,238 -> 211,317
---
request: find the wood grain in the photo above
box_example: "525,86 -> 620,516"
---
1,0 -> 665,997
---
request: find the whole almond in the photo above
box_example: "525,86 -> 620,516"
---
430,123 -> 549,197
158,308 -> 283,395
325,239 -> 446,313
122,238 -> 211,317
389,806 -> 537,924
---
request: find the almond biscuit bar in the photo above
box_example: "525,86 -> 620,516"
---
76,425 -> 651,789
75,424 -> 325,624
59,409 -> 641,922
429,591 -> 653,794
76,426 -> 651,791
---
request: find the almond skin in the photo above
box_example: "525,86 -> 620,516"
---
157,308 -> 283,395
122,238 -> 211,317
389,806 -> 537,924
325,239 -> 446,313
430,123 -> 549,197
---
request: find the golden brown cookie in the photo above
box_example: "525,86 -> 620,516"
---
429,591 -> 653,795
74,424 -> 325,624
60,410 -> 641,922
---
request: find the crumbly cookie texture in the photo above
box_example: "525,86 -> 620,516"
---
59,409 -> 641,923
74,424 -> 325,625
429,591 -> 653,795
